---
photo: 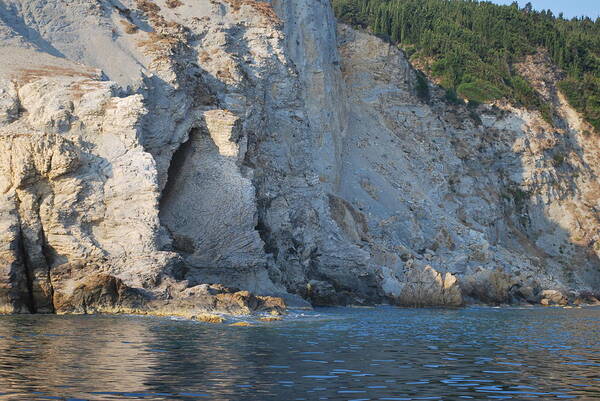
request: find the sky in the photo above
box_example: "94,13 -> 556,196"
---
492,0 -> 599,19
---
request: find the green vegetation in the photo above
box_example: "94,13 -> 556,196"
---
559,76 -> 600,129
333,0 -> 600,130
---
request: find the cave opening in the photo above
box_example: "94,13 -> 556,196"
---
159,131 -> 195,212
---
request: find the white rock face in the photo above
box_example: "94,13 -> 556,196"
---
0,0 -> 598,313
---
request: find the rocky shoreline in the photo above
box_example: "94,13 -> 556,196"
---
9,268 -> 598,318
6,267 -> 598,318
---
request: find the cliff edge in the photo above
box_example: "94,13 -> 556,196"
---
0,0 -> 598,315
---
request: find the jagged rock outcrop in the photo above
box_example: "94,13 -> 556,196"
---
54,275 -> 285,316
0,0 -> 598,315
539,289 -> 568,306
394,265 -> 463,307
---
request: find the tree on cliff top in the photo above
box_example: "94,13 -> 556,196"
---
333,0 -> 600,130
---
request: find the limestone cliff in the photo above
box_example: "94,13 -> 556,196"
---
0,0 -> 598,315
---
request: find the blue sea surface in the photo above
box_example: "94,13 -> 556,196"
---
0,306 -> 599,400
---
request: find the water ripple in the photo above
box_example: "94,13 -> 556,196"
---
0,307 -> 598,400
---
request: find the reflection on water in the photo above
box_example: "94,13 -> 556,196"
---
0,307 -> 599,400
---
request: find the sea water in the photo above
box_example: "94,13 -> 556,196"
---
0,306 -> 599,400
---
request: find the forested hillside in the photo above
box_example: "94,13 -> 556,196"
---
333,0 -> 600,130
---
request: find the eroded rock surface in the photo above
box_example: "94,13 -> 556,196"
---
0,0 -> 598,315
394,266 -> 463,307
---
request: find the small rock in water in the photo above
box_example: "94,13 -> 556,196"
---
195,314 -> 225,324
260,317 -> 282,322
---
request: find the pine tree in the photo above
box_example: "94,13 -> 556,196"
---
332,0 -> 600,130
